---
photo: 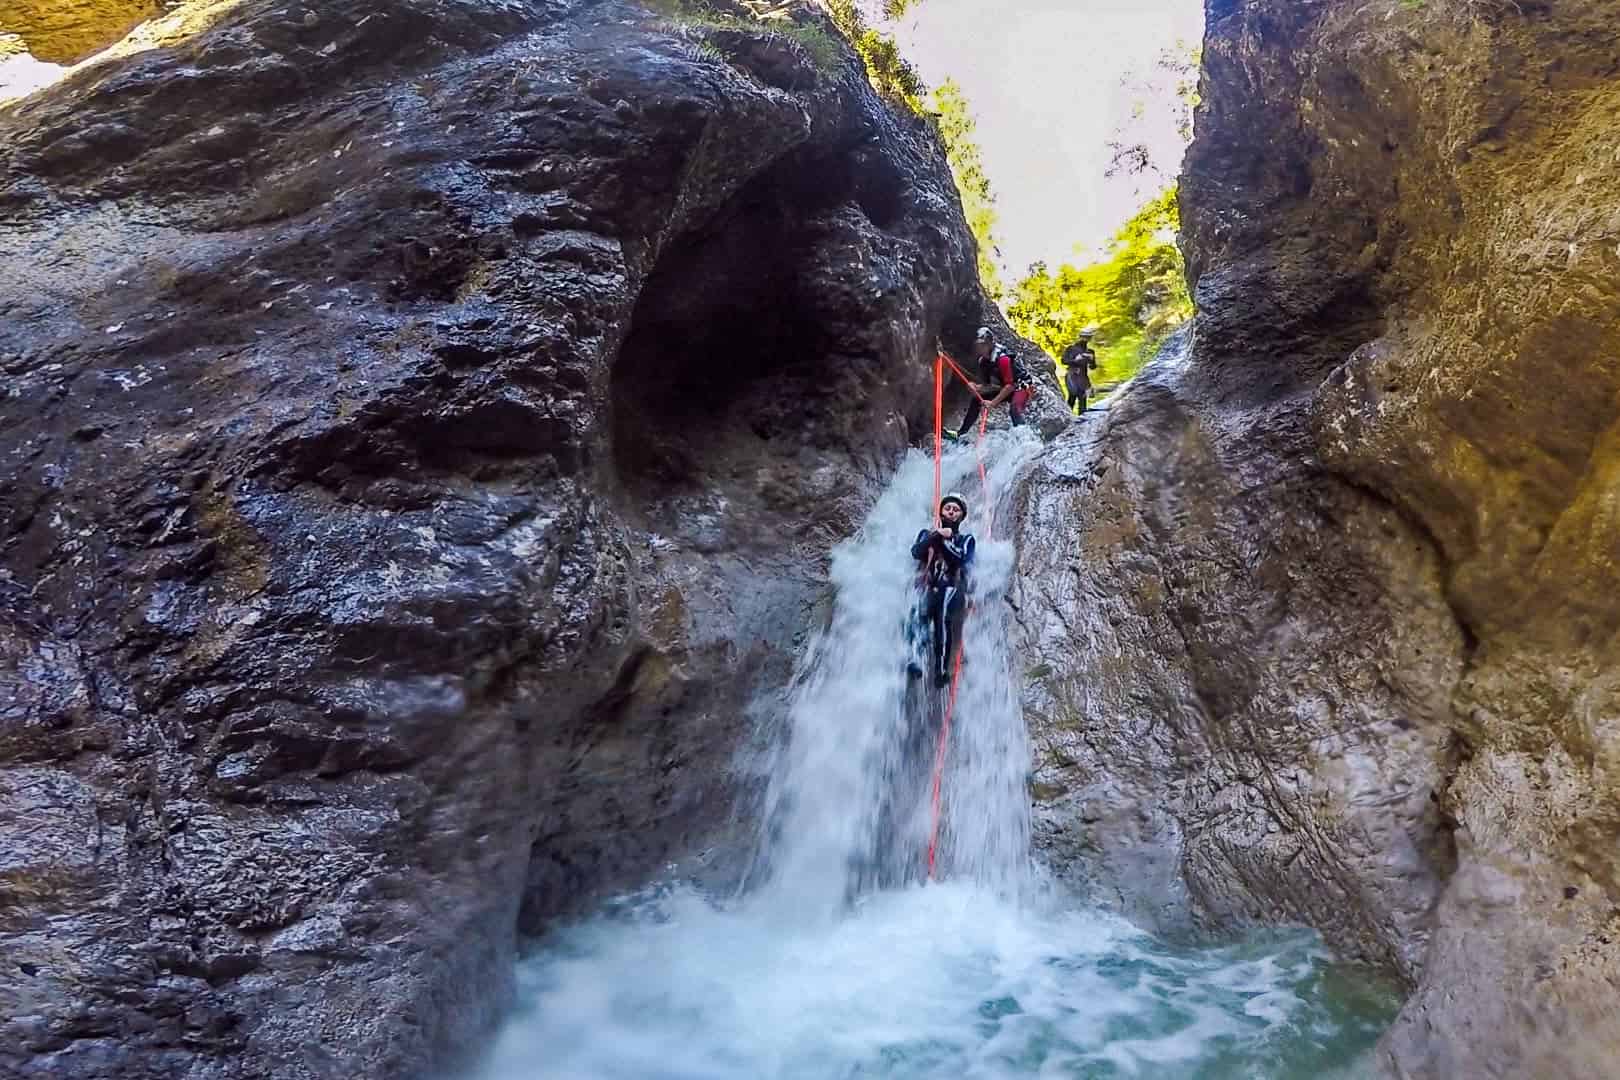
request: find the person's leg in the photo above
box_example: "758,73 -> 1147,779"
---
905,591 -> 926,678
927,585 -> 951,685
958,394 -> 983,434
940,585 -> 966,685
1010,387 -> 1032,426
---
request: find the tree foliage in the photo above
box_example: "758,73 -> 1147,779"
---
645,1 -> 1003,301
1006,186 -> 1192,388
822,0 -> 926,109
928,79 -> 1003,299
1104,41 -> 1201,193
644,0 -> 843,69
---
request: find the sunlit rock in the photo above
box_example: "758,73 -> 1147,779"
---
1018,1 -> 1620,1075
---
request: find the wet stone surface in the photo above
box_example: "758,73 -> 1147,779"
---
0,1 -> 1011,1076
1018,2 -> 1620,1076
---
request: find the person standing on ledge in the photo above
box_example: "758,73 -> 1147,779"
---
1061,327 -> 1100,415
953,327 -> 1032,436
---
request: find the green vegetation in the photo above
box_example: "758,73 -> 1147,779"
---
640,0 -> 843,71
817,5 -> 1005,296
822,0 -> 927,109
819,3 -> 1005,299
639,1 -> 925,106
928,79 -> 1003,299
1006,186 -> 1192,390
1048,40 -> 1198,392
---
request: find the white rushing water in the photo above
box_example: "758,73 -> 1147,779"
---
469,431 -> 1395,1080
743,430 -> 1040,920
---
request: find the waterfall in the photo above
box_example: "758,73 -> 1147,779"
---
465,428 -> 1397,1080
744,430 -> 1042,921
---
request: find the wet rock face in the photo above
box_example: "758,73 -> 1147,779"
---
0,1 -> 988,1075
1014,342 -> 1459,979
1020,0 -> 1620,1074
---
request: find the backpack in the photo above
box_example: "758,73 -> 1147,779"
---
984,348 -> 1032,388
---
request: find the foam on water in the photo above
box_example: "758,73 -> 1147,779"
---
467,430 -> 1397,1079
745,430 -> 1041,920
475,880 -> 1393,1080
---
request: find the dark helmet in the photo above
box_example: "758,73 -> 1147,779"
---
939,492 -> 969,520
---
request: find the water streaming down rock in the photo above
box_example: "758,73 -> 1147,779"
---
745,431 -> 1042,920
467,430 -> 1401,1080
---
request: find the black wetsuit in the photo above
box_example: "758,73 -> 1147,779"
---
910,526 -> 976,685
1061,342 -> 1097,412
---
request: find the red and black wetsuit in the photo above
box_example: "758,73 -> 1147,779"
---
959,347 -> 1031,431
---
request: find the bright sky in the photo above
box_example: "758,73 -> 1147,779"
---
896,0 -> 1204,276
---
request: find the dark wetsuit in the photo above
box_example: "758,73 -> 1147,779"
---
959,349 -> 1031,432
910,526 -> 976,684
1061,342 -> 1097,412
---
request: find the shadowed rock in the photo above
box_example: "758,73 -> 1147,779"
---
0,0 -> 1002,1075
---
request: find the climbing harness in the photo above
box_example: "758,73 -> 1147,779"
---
923,352 -> 1004,879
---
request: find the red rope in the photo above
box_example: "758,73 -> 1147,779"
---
936,353 -> 996,541
933,354 -> 944,524
923,350 -> 1000,881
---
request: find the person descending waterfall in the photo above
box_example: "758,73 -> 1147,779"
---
1061,327 -> 1100,414
909,492 -> 975,687
954,327 -> 1032,435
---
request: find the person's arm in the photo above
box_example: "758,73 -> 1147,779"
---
937,531 -> 973,569
911,528 -> 936,561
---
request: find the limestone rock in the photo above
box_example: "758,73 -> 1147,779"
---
1020,0 -> 1620,1073
0,0 -> 995,1075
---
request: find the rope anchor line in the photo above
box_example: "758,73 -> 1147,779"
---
924,352 -> 997,879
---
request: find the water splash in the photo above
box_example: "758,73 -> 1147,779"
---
745,429 -> 1042,920
464,428 -> 1399,1079
473,880 -> 1394,1080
